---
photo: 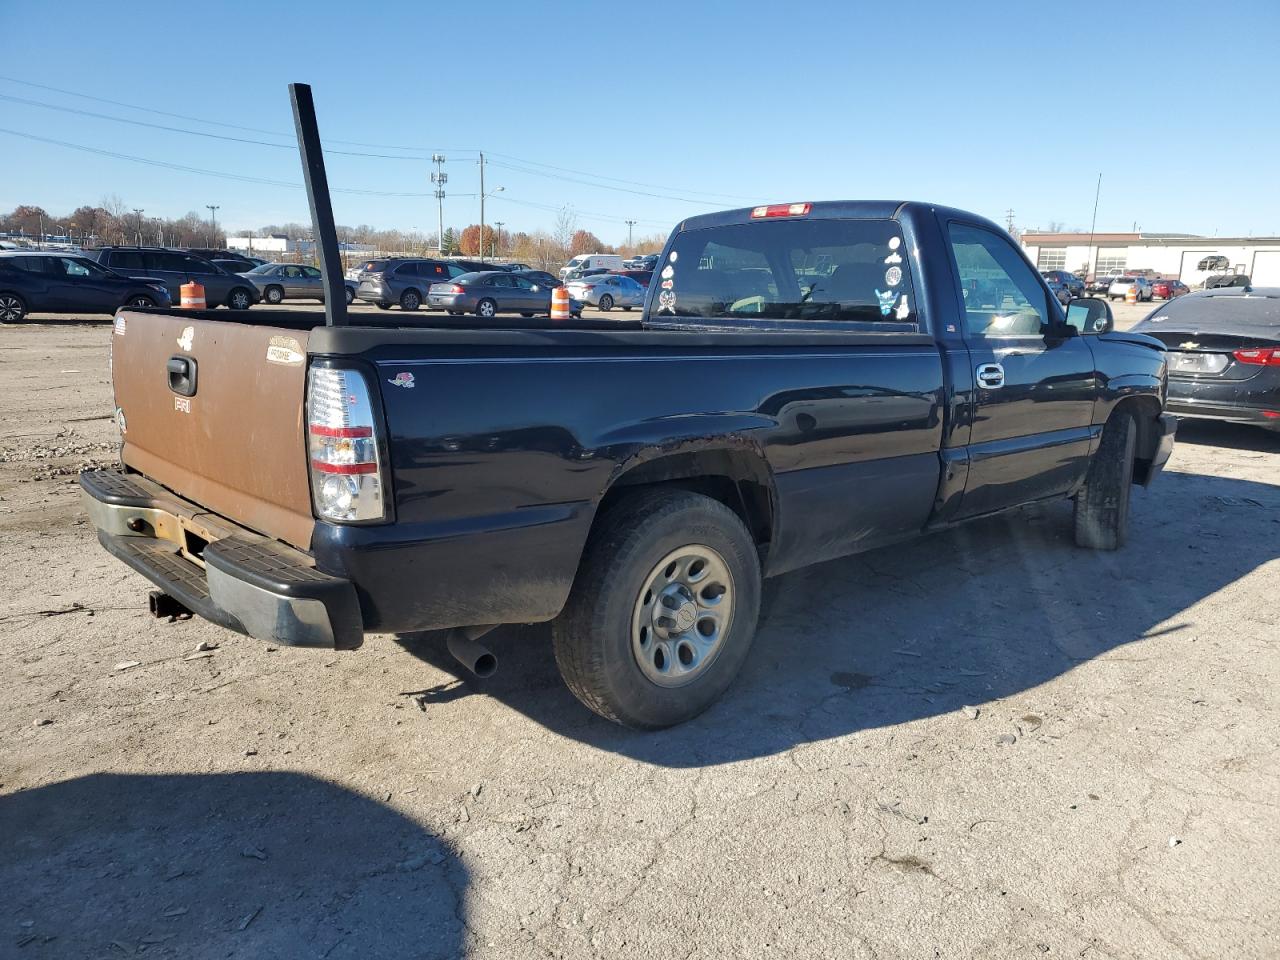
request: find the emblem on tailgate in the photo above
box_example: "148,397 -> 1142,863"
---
265,335 -> 305,366
177,326 -> 194,352
1179,341 -> 1200,349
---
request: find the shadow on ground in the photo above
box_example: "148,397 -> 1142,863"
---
1171,417 -> 1280,453
397,464 -> 1279,767
0,772 -> 465,958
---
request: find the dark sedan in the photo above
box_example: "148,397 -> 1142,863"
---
427,271 -> 582,318
1132,287 -> 1280,432
1086,275 -> 1116,297
0,251 -> 172,322
1040,269 -> 1085,298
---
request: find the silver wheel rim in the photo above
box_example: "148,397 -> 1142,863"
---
631,544 -> 734,688
479,301 -> 494,317
0,295 -> 21,321
232,291 -> 249,308
600,295 -> 612,309
404,293 -> 419,309
267,288 -> 282,303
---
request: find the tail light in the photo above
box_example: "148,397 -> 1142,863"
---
445,284 -> 464,294
751,202 -> 811,218
307,367 -> 385,522
1232,347 -> 1280,367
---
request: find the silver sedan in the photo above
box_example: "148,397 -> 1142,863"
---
245,263 -> 356,305
564,273 -> 646,311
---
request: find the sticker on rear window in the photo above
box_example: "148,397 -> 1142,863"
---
265,335 -> 304,366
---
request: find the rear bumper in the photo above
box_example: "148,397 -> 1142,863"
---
1166,377 -> 1280,426
80,469 -> 363,649
1167,399 -> 1280,427
355,282 -> 392,303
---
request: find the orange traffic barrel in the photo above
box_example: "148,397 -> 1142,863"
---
1124,284 -> 1138,305
180,280 -> 206,309
550,285 -> 570,320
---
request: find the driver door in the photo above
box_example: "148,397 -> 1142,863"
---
949,222 -> 1098,519
52,256 -> 119,312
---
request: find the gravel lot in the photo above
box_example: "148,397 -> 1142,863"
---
2,301 -> 1278,959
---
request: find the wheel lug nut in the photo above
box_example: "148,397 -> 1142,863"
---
661,595 -> 680,609
656,615 -> 676,630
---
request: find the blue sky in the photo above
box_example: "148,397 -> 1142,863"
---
2,0 -> 1278,245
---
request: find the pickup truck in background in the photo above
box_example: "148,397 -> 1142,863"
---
81,200 -> 1175,728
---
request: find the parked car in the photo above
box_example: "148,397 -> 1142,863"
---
1151,278 -> 1190,299
445,259 -> 497,274
562,266 -> 612,282
559,253 -> 624,280
187,249 -> 261,271
427,271 -> 583,318
353,258 -> 462,310
1132,287 -> 1280,433
212,259 -> 258,274
83,199 -> 1174,729
0,251 -> 171,321
625,254 -> 659,270
1044,276 -> 1072,306
245,262 -> 357,305
613,269 -> 654,288
84,247 -> 259,309
1205,274 -> 1251,289
1040,270 -> 1085,298
1087,275 -> 1116,297
1108,276 -> 1154,301
565,273 -> 646,310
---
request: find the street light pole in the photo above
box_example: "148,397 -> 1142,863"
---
625,219 -> 636,247
494,221 -> 504,259
431,154 -> 447,256
132,208 -> 144,245
479,151 -> 485,263
206,204 -> 220,247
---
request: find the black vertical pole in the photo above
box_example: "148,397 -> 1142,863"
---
289,83 -> 347,326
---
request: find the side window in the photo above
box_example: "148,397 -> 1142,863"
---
284,266 -> 302,278
948,223 -> 1048,338
395,262 -> 417,276
112,251 -> 146,271
302,266 -> 321,278
490,274 -> 515,288
184,255 -> 214,274
60,258 -> 92,278
512,276 -> 534,290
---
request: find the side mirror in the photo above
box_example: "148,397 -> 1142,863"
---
1065,297 -> 1114,334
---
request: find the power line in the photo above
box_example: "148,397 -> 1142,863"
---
486,157 -> 725,206
484,151 -> 755,203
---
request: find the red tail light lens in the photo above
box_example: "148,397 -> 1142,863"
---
750,202 -> 812,219
307,367 -> 385,521
1232,347 -> 1280,366
447,284 -> 464,294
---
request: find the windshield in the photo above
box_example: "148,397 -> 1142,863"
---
654,218 -> 916,326
453,273 -> 481,285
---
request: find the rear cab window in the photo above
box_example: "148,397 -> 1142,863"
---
654,217 -> 918,329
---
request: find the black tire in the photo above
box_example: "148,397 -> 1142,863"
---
598,294 -> 614,311
376,302 -> 392,310
126,295 -> 156,309
264,285 -> 285,305
227,287 -> 253,310
400,289 -> 421,311
552,489 -> 762,729
344,287 -> 355,305
1073,410 -> 1137,550
475,298 -> 497,319
0,292 -> 27,323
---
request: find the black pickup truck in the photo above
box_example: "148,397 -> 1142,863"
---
82,200 -> 1175,728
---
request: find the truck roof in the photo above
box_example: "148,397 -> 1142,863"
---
675,201 -> 1006,236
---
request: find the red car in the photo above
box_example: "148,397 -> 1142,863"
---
610,269 -> 653,288
1151,278 -> 1189,299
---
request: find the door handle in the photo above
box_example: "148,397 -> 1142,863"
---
975,362 -> 1005,390
167,355 -> 197,397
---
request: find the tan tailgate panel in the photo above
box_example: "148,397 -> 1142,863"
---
114,312 -> 315,548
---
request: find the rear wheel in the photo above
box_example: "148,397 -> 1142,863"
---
598,294 -> 614,311
0,293 -> 27,323
476,298 -> 497,319
1074,410 -> 1136,550
264,286 -> 285,305
553,489 -> 762,728
127,295 -> 156,309
400,289 -> 421,311
227,287 -> 253,310
344,286 -> 355,305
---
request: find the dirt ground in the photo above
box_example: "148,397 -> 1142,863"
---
2,303 -> 1278,959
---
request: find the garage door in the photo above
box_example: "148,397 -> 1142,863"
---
1251,250 -> 1280,286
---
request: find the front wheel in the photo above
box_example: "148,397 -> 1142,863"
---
344,287 -> 355,305
227,287 -> 254,310
0,292 -> 28,322
598,294 -> 614,311
475,298 -> 497,319
126,295 -> 156,309
1074,410 -> 1136,550
553,489 -> 762,728
264,286 -> 285,305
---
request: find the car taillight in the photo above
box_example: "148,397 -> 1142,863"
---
750,202 -> 811,218
307,366 -> 385,522
367,272 -> 384,281
446,284 -> 464,294
1232,347 -> 1280,366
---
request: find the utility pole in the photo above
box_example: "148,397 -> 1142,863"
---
431,154 -> 447,256
132,208 -> 144,245
478,151 -> 485,263
625,219 -> 636,247
206,204 -> 220,247
1086,172 -> 1102,278
1004,208 -> 1015,235
494,222 -> 504,259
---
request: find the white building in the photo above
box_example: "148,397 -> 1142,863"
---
1020,231 -> 1280,287
224,235 -> 376,258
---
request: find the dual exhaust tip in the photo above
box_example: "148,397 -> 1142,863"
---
147,591 -> 498,678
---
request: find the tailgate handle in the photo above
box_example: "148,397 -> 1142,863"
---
167,356 -> 198,397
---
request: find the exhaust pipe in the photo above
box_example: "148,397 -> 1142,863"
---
446,625 -> 498,678
148,591 -> 192,621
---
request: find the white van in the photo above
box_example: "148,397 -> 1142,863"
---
559,253 -> 624,280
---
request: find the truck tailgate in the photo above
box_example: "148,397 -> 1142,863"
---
112,310 -> 315,549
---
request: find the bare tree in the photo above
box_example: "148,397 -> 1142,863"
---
552,206 -> 578,259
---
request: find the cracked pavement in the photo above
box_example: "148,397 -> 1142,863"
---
2,313 -> 1278,959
